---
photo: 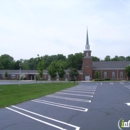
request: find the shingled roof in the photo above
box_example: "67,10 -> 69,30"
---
92,61 -> 130,69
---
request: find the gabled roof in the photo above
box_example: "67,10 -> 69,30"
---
92,61 -> 130,69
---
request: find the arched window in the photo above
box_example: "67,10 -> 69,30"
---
120,72 -> 123,79
112,72 -> 115,79
104,71 -> 107,79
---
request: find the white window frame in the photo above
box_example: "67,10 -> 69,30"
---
112,72 -> 115,79
11,74 -> 15,79
120,72 -> 123,79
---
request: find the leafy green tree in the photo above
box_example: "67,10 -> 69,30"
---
56,60 -> 66,80
69,68 -> 79,80
119,56 -> 125,61
92,56 -> 100,61
111,56 -> 120,61
125,65 -> 130,80
21,59 -> 29,69
57,68 -> 65,79
0,54 -> 14,69
126,56 -> 130,61
47,61 -> 57,80
43,54 -> 66,69
104,55 -> 111,61
35,75 -> 39,83
4,71 -> 8,80
37,54 -> 44,83
47,60 -> 66,81
94,71 -> 101,79
28,58 -> 38,70
67,53 -> 83,70
14,60 -> 20,70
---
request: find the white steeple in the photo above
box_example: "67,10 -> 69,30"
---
85,28 -> 90,50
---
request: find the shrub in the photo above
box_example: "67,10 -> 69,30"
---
95,79 -> 104,81
20,74 -> 26,80
104,78 -> 110,81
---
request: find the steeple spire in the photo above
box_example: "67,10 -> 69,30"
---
86,28 -> 89,45
85,28 -> 90,50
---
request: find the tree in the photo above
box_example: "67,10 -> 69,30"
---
111,56 -> 120,61
20,74 -> 26,80
37,54 -> 44,83
56,60 -> 66,80
92,56 -> 100,61
0,54 -> 14,69
28,58 -> 38,70
104,55 -> 111,61
126,56 -> 130,61
125,65 -> 130,80
94,71 -> 101,79
69,68 -> 79,80
47,60 -> 57,80
4,71 -> 8,80
119,56 -> 125,61
67,53 -> 83,70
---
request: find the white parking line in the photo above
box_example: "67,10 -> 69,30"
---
120,82 -> 124,84
6,106 -> 80,130
110,83 -> 113,85
101,82 -> 102,85
47,95 -> 91,103
62,90 -> 95,94
56,92 -> 93,97
70,89 -> 95,91
125,103 -> 130,106
32,99 -> 88,112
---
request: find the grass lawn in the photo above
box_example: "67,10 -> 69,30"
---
0,82 -> 78,108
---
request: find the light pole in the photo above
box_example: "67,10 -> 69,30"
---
19,63 -> 22,86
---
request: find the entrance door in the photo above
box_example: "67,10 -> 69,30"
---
29,75 -> 34,80
85,75 -> 90,81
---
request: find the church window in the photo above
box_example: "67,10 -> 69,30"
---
120,72 -> 123,79
112,72 -> 115,79
104,71 -> 107,79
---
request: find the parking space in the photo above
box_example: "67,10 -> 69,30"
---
1,82 -> 130,130
0,82 -> 97,130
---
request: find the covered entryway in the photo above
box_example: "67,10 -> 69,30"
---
29,75 -> 35,80
85,74 -> 90,81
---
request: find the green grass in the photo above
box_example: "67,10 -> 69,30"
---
0,82 -> 78,108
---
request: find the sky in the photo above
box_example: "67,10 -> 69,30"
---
0,0 -> 130,61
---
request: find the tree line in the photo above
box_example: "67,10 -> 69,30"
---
0,54 -> 130,70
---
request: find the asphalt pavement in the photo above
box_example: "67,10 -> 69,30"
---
0,82 -> 130,130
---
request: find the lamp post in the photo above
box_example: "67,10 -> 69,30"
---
19,63 -> 22,86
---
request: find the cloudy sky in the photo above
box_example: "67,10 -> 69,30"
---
0,0 -> 130,60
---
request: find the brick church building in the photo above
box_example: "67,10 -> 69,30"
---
0,30 -> 129,81
81,29 -> 130,81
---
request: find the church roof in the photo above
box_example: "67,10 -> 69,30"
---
92,61 -> 130,69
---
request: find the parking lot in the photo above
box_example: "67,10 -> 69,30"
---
0,82 -> 130,130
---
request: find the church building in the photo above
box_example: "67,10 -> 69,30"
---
80,29 -> 130,81
0,30 -> 129,81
